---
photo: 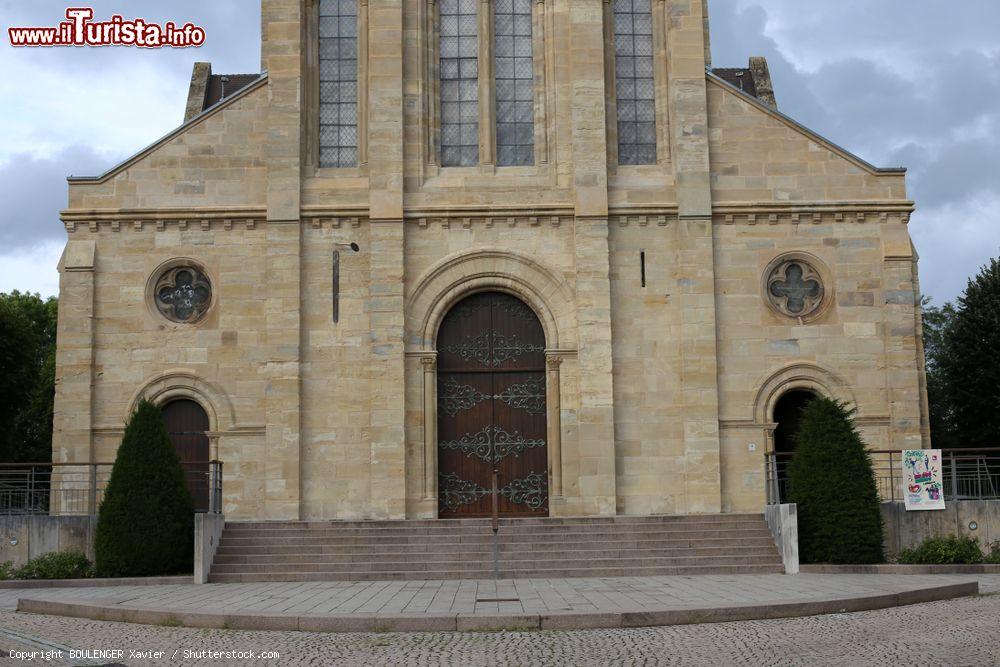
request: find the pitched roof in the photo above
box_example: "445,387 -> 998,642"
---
711,57 -> 777,110
203,74 -> 261,110
712,68 -> 759,98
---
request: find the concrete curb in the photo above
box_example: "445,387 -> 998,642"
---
0,575 -> 191,590
801,564 -> 1000,575
15,581 -> 978,633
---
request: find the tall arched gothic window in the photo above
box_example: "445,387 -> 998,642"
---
493,0 -> 535,166
612,0 -> 657,165
439,0 -> 479,166
437,0 -> 537,168
319,0 -> 359,168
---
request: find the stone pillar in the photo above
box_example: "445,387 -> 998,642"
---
478,0 -> 495,168
262,0 -> 304,520
367,0 -> 406,519
421,355 -> 437,502
545,353 -> 564,499
570,0 -> 616,516
52,240 -> 97,515
666,0 -> 721,513
357,0 -> 370,167
882,223 -> 929,449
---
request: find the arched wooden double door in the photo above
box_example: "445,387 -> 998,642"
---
437,292 -> 549,518
161,399 -> 210,512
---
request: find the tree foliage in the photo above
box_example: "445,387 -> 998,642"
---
95,400 -> 194,577
786,397 -> 885,564
932,258 -> 1000,448
0,292 -> 58,462
920,297 -> 958,449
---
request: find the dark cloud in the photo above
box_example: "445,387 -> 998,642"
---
0,146 -> 110,247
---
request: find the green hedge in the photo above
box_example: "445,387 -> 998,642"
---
94,399 -> 194,577
899,536 -> 1000,565
0,551 -> 93,580
786,397 -> 885,564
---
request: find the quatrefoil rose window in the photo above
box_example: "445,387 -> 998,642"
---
154,266 -> 212,323
765,257 -> 827,319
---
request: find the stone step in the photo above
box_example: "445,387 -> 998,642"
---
214,536 -> 778,555
210,554 -> 781,574
213,545 -> 781,564
218,528 -> 771,542
223,514 -> 766,531
209,514 -> 784,582
217,527 -> 774,545
207,563 -> 786,583
221,519 -> 766,535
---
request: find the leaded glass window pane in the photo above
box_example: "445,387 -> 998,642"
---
494,0 -> 534,166
440,0 -> 479,166
614,0 -> 657,165
319,0 -> 359,168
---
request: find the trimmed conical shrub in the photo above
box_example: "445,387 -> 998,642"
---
95,399 -> 193,577
786,397 -> 885,564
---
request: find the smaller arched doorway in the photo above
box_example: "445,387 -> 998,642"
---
436,291 -> 549,518
771,389 -> 817,502
161,399 -> 210,511
772,389 -> 817,454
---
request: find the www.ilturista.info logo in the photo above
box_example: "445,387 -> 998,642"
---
8,8 -> 206,48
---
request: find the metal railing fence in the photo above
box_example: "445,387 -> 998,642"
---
0,461 -> 223,516
766,448 -> 1000,505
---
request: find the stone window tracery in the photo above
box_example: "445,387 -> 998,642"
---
765,258 -> 825,319
154,266 -> 213,324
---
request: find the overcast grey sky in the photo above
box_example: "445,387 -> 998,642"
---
1,1 -> 998,306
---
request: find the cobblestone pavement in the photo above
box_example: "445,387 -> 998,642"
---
1,573 -> 993,617
0,587 -> 997,666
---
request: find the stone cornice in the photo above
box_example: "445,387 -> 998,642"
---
713,201 -> 915,214
716,209 -> 912,226
59,201 -> 916,232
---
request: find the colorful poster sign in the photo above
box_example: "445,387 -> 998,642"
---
902,449 -> 945,510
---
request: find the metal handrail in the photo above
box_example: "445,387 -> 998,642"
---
0,460 -> 224,516
765,448 -> 1000,505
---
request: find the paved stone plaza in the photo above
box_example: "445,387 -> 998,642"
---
2,573 -> 984,620
0,575 -> 997,666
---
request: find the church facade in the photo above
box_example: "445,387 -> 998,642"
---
53,0 -> 930,521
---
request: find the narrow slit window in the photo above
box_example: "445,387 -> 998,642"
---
319,0 -> 359,168
439,0 -> 479,167
494,0 -> 534,166
613,0 -> 656,165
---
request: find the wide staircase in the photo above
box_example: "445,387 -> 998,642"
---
209,514 -> 784,582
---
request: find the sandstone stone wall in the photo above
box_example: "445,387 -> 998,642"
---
67,83 -> 268,212
52,0 -> 929,520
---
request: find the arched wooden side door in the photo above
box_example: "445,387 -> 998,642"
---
161,399 -> 210,512
437,291 -> 549,518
